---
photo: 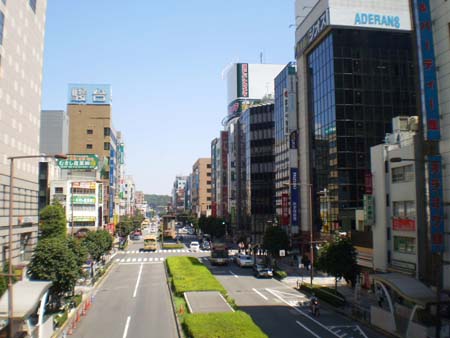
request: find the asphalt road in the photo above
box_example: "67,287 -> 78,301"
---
71,239 -> 184,338
71,236 -> 386,338
203,257 -> 387,338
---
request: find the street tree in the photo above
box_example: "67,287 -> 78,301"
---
262,226 -> 289,258
315,236 -> 358,290
198,216 -> 226,239
82,230 -> 113,261
28,237 -> 80,303
39,201 -> 66,239
67,236 -> 88,274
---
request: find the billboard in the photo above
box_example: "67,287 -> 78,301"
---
68,84 -> 112,105
72,196 -> 96,205
281,193 -> 289,226
290,168 -> 299,227
296,0 -> 412,55
57,154 -> 99,170
237,63 -> 249,98
428,156 -> 444,253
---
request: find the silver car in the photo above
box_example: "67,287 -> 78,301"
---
236,254 -> 253,267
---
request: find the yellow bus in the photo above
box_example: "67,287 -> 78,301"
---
141,234 -> 157,252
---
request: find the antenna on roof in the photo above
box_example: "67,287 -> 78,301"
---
260,51 -> 263,64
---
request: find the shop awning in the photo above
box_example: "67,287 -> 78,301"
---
372,273 -> 437,307
0,280 -> 52,319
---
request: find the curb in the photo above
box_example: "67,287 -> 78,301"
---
164,260 -> 184,338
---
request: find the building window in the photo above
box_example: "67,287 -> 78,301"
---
104,142 -> 110,150
87,129 -> 93,135
0,11 -> 4,45
86,144 -> 93,149
29,0 -> 36,13
392,165 -> 414,183
54,187 -> 63,193
207,164 -> 211,169
104,127 -> 110,136
393,236 -> 415,254
393,201 -> 415,219
207,180 -> 211,185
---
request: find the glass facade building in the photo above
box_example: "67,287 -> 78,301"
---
239,103 -> 275,243
274,63 -> 298,237
307,29 -> 418,231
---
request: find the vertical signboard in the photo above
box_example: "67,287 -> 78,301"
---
283,88 -> 289,136
237,63 -> 249,98
414,0 -> 441,140
363,194 -> 375,226
429,156 -> 444,252
281,193 -> 289,225
290,168 -> 299,227
364,172 -> 373,194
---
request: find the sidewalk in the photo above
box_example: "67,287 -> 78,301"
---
276,256 -> 378,317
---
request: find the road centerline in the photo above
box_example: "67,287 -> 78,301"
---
122,316 -> 131,338
133,264 -> 143,298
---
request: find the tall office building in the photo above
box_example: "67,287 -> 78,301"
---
224,63 -> 285,232
67,84 -> 117,226
273,63 -> 299,244
295,0 -> 417,244
210,131 -> 229,219
0,0 -> 48,265
239,103 -> 276,244
40,110 -> 69,155
191,159 -> 212,217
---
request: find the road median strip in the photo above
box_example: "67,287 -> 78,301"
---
166,256 -> 268,338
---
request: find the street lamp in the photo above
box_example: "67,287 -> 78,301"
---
283,182 -> 314,287
6,153 -> 66,338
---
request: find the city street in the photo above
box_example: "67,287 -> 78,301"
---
202,257 -> 387,338
71,239 -> 186,338
71,237 -> 388,338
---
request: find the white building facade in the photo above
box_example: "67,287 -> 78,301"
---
0,0 -> 48,265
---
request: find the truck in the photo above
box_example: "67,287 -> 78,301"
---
141,234 -> 158,252
210,242 -> 229,265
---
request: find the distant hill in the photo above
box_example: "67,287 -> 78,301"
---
144,194 -> 171,214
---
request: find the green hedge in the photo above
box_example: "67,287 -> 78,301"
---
300,284 -> 346,307
183,311 -> 268,338
53,309 -> 68,328
274,270 -> 287,280
163,243 -> 185,249
166,256 -> 225,296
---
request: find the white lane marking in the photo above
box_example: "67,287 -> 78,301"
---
160,257 -> 165,261
229,270 -> 238,278
138,258 -> 142,262
149,257 -> 153,262
132,264 -> 143,298
122,316 -> 131,338
143,258 -> 148,262
116,258 -> 120,262
219,293 -> 235,312
356,326 -> 369,338
265,288 -> 340,337
296,320 -> 321,338
132,258 -> 137,262
252,288 -> 268,300
126,258 -> 131,262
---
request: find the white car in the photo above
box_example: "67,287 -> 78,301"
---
189,241 -> 200,252
236,254 -> 253,267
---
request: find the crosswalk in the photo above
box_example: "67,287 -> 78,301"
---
122,249 -> 210,254
116,257 -> 166,263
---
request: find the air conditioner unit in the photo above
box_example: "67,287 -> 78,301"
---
392,116 -> 409,132
408,116 -> 419,131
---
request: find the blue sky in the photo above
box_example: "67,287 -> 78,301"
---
42,0 -> 295,195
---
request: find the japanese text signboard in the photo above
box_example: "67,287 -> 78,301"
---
57,154 -> 99,170
428,156 -> 444,252
415,0 -> 441,140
